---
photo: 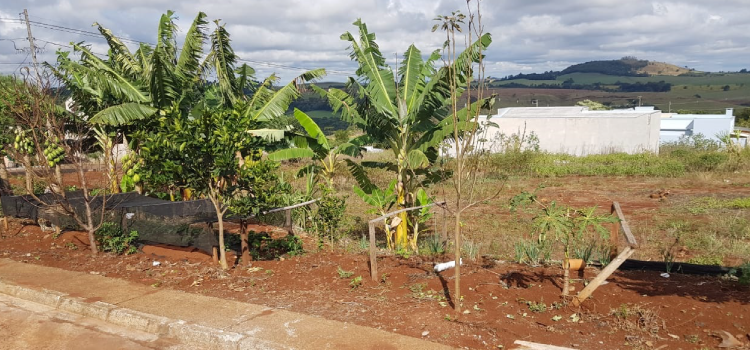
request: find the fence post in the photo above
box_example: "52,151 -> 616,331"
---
609,204 -> 619,261
285,209 -> 293,235
369,221 -> 377,282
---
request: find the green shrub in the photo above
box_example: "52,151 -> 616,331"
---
94,222 -> 138,255
689,152 -> 728,171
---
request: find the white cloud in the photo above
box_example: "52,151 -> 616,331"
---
1,0 -> 749,80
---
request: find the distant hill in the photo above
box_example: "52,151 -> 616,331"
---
498,57 -> 696,81
636,61 -> 692,76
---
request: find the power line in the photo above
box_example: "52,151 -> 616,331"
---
6,15 -> 355,77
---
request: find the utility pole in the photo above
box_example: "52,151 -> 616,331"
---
22,9 -> 42,85
668,101 -> 671,113
637,95 -> 642,107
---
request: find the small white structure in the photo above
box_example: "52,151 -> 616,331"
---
473,107 -> 661,156
660,109 -> 735,144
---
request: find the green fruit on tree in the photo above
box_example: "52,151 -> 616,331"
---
48,161 -> 55,167
127,169 -> 134,177
132,174 -> 141,183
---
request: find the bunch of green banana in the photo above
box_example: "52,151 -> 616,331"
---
12,130 -> 35,155
121,154 -> 142,184
43,138 -> 65,167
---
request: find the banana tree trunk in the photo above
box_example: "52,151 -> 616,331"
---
395,182 -> 408,251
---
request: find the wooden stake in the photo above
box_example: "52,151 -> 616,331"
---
368,222 -> 377,282
212,246 -> 219,264
572,246 -> 635,306
285,209 -> 293,235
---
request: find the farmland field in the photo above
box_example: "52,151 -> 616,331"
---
490,72 -> 750,112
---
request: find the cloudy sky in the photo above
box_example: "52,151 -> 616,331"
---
1,0 -> 748,82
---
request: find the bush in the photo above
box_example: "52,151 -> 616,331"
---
94,222 -> 138,255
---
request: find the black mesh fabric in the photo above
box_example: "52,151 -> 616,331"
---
1,192 -> 219,254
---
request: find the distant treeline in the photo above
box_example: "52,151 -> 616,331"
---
498,57 -> 651,81
495,79 -> 672,92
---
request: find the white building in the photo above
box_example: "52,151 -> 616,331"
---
473,106 -> 661,156
660,108 -> 735,144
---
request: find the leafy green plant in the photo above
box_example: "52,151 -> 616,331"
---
313,185 -> 347,247
462,239 -> 481,261
349,276 -> 363,289
514,238 -> 552,266
597,244 -> 612,266
512,191 -> 617,296
729,262 -> 750,285
573,240 -> 597,264
94,222 -> 138,255
337,266 -> 354,279
422,234 -> 445,256
525,300 -> 548,313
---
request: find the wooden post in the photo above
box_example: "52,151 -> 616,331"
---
2,216 -> 8,231
572,246 -> 635,306
285,209 -> 293,235
212,246 -> 219,264
572,201 -> 639,306
239,219 -> 250,265
369,221 -> 377,282
609,204 -> 620,261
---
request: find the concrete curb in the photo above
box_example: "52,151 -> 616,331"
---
0,278 -> 270,350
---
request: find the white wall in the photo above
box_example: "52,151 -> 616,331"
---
479,113 -> 660,156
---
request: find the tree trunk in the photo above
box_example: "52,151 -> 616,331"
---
240,220 -> 251,265
23,155 -> 32,194
210,194 -> 228,270
454,209 -> 462,314
0,158 -> 12,195
562,246 -> 570,296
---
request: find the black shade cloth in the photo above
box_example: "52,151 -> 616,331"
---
1,192 -> 219,254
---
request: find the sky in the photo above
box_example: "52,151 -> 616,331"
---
1,0 -> 749,82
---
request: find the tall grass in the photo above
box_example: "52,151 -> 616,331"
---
485,142 -> 750,178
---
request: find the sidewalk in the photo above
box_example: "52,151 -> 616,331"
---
0,258 -> 452,350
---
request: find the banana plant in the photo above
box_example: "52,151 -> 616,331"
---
353,180 -> 397,249
267,108 -> 369,186
315,19 -> 493,251
410,188 -> 434,252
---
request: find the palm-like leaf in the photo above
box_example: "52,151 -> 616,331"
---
267,148 -> 316,161
206,20 -> 238,106
341,19 -> 397,117
293,109 -> 329,150
176,12 -> 208,87
90,103 -> 158,126
245,69 -> 326,122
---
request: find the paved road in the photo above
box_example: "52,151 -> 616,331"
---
0,294 -> 187,350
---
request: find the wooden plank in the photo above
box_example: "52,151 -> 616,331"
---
612,202 -> 638,248
572,246 -> 635,306
264,198 -> 319,214
367,201 -> 446,224
512,340 -> 576,350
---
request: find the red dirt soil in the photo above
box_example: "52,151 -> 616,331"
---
1,221 -> 748,350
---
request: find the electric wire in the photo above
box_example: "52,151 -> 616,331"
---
3,17 -> 356,76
